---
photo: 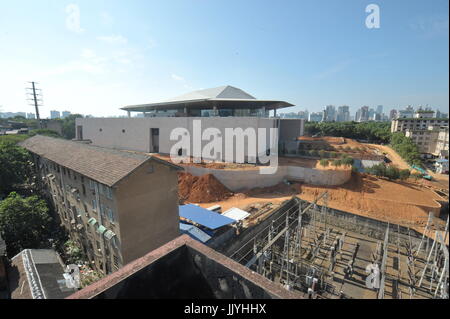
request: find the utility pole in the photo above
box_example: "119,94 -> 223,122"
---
26,81 -> 42,129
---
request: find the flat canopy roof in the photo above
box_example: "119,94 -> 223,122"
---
121,85 -> 294,112
179,204 -> 235,230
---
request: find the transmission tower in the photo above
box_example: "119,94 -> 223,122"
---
25,81 -> 43,129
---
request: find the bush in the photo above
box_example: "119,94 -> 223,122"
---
367,163 -> 387,177
332,159 -> 342,167
320,159 -> 329,167
399,169 -> 411,180
341,156 -> 354,166
318,150 -> 326,158
385,166 -> 400,180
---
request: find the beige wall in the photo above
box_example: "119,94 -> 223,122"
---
184,164 -> 352,192
115,160 -> 180,264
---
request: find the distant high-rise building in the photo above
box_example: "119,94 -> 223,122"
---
323,105 -> 336,122
376,105 -> 383,115
368,108 -> 375,120
0,111 -> 27,118
356,106 -> 370,122
298,110 -> 309,120
50,110 -> 61,119
27,113 -> 36,119
62,111 -> 71,118
336,105 -> 350,122
389,109 -> 398,120
309,112 -> 323,122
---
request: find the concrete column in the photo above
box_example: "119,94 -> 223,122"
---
127,111 -> 131,118
274,108 -> 277,117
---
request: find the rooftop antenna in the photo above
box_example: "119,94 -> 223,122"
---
25,81 -> 43,129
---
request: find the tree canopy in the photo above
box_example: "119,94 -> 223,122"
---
304,121 -> 391,143
0,192 -> 53,256
0,141 -> 32,196
61,114 -> 84,140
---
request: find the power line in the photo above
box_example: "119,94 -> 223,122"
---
25,81 -> 42,128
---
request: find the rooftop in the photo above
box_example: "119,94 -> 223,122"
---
121,85 -> 294,113
67,235 -> 302,299
8,249 -> 76,299
20,135 -> 181,187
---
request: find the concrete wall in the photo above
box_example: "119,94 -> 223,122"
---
115,160 -> 180,265
184,164 -> 351,191
279,119 -> 304,141
76,117 -> 280,162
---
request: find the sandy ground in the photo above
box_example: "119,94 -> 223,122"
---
198,173 -> 446,230
366,143 -> 410,170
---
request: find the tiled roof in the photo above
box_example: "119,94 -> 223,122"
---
9,249 -> 76,299
20,135 -> 153,186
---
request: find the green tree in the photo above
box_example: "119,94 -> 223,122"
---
0,192 -> 53,256
61,114 -> 84,140
0,141 -> 32,196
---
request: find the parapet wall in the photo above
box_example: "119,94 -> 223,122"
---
184,165 -> 351,192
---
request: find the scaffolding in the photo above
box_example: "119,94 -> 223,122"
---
228,195 -> 449,299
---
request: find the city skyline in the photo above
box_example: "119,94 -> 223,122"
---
0,0 -> 448,117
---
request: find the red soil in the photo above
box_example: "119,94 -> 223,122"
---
178,172 -> 233,203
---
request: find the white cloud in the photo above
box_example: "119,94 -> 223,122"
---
97,35 -> 128,45
100,11 -> 114,27
65,4 -> 84,33
314,60 -> 352,80
171,74 -> 185,81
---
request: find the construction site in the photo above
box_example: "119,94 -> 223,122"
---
167,137 -> 449,299
217,195 -> 448,299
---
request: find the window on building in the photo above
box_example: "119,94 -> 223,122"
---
107,208 -> 115,223
106,187 -> 113,199
113,255 -> 119,268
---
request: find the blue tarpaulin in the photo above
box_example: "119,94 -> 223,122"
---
179,223 -> 212,243
179,204 -> 235,230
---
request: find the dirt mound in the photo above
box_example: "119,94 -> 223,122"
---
178,172 -> 233,203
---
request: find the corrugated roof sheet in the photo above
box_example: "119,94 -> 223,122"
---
179,204 -> 235,230
20,135 -> 152,186
179,223 -> 212,243
221,207 -> 250,221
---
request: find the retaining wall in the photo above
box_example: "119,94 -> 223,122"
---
184,165 -> 351,192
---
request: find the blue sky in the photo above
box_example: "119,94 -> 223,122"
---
0,0 -> 448,117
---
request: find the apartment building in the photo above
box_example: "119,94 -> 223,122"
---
20,135 -> 182,275
391,116 -> 448,133
404,126 -> 449,158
